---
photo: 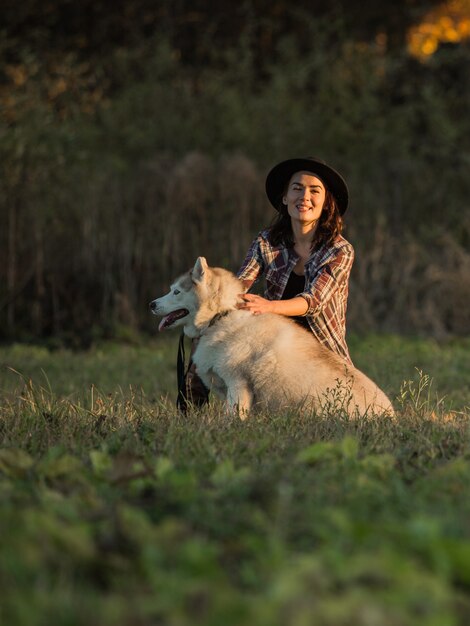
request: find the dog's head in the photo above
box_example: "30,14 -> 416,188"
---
149,257 -> 212,335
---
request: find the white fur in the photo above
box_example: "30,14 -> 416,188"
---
151,257 -> 395,418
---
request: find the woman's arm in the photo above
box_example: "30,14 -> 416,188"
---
237,294 -> 308,316
299,243 -> 354,316
237,243 -> 354,318
236,232 -> 267,289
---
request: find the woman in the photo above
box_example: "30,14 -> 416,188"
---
237,156 -> 354,364
180,156 -> 354,410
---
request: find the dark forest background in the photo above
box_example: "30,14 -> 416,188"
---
1,0 -> 469,346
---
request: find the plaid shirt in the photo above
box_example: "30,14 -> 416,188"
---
237,230 -> 354,363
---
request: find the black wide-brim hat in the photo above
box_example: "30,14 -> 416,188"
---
265,157 -> 349,215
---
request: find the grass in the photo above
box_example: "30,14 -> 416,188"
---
0,336 -> 177,401
0,334 -> 469,625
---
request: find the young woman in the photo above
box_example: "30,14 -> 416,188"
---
237,156 -> 354,364
180,157 -> 354,410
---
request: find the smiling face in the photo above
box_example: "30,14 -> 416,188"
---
282,171 -> 326,226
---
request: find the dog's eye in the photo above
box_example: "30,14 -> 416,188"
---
173,289 -> 180,295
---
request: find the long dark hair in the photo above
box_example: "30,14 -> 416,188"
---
268,189 -> 343,251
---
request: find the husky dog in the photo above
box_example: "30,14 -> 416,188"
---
150,257 -> 394,417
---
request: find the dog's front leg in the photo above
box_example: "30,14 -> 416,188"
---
226,379 -> 252,419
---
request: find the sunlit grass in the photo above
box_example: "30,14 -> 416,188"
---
1,333 -> 469,409
0,334 -> 178,402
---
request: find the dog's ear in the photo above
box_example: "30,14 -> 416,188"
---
192,257 -> 208,283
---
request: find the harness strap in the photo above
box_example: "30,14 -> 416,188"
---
207,310 -> 231,328
176,330 -> 187,411
176,311 -> 231,410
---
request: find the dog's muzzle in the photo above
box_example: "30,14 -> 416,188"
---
149,300 -> 158,313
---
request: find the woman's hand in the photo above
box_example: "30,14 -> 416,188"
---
237,294 -> 274,315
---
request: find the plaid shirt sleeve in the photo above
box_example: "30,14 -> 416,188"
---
237,233 -> 267,286
299,243 -> 354,316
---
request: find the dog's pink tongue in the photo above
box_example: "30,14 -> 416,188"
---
158,316 -> 170,332
158,309 -> 188,332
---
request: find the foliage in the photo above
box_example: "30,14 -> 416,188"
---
0,337 -> 469,625
1,15 -> 469,344
2,0 -> 445,68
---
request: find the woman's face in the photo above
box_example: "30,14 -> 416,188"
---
283,171 -> 326,225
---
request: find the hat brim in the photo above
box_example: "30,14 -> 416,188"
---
265,157 -> 349,215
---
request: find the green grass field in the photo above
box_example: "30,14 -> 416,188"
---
1,334 -> 469,625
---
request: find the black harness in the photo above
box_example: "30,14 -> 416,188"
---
176,311 -> 230,412
176,330 -> 188,411
175,310 -> 231,410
